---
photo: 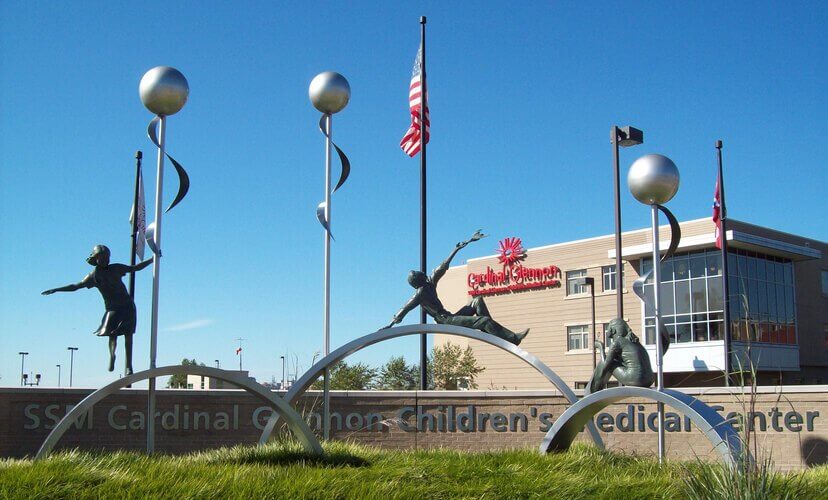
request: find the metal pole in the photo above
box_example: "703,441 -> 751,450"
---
57,364 -> 61,387
612,127 -> 624,320
590,281 -> 597,370
281,356 -> 286,389
716,140 -> 731,387
129,151 -> 143,298
147,115 -> 166,455
19,352 -> 27,387
651,205 -> 665,463
418,15 -> 429,391
323,112 -> 332,440
68,347 -> 77,387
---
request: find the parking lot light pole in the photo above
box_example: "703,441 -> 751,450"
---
611,126 -> 644,320
67,347 -> 78,387
19,352 -> 28,386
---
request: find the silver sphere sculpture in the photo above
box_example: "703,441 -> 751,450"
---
139,66 -> 189,116
628,154 -> 680,205
309,72 -> 350,114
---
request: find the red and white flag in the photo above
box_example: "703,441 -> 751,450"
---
235,347 -> 242,355
400,44 -> 429,157
712,177 -> 723,249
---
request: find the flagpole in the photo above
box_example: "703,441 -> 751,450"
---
125,150 -> 143,387
129,151 -> 143,299
716,140 -> 731,386
418,15 -> 429,391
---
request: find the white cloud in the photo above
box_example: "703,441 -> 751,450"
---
165,319 -> 215,332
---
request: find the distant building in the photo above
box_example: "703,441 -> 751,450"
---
185,371 -> 256,390
435,218 -> 827,389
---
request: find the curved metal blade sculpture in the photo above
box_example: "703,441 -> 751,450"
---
538,386 -> 748,467
36,365 -> 323,459
257,324 -> 604,448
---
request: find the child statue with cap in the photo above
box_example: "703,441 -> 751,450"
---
42,245 -> 153,375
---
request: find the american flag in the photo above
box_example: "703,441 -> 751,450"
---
712,177 -> 723,249
400,44 -> 429,157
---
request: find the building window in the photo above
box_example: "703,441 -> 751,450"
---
566,269 -> 587,295
567,325 -> 589,351
602,265 -> 624,291
641,248 -> 796,346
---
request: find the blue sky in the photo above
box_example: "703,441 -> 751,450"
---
1,2 -> 825,388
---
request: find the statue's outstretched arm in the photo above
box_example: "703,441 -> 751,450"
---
381,294 -> 419,329
431,230 -> 485,284
42,282 -> 84,295
127,257 -> 154,273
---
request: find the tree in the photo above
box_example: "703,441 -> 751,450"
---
166,358 -> 205,388
430,342 -> 484,390
376,356 -> 418,390
310,361 -> 377,390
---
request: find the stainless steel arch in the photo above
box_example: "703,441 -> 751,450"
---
539,386 -> 746,467
258,324 -> 603,447
36,365 -> 323,459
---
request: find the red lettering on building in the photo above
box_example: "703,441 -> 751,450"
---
467,237 -> 561,296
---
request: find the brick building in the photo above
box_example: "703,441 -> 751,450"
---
434,218 -> 827,390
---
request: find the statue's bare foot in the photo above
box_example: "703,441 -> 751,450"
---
514,329 -> 530,345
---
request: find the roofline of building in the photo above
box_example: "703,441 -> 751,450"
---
464,217 -> 825,265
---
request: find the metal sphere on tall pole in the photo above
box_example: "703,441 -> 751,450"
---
628,153 -> 680,463
139,65 -> 189,454
610,126 -> 644,319
309,71 -> 350,441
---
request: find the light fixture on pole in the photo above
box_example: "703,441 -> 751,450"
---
23,373 -> 42,387
67,347 -> 78,387
139,65 -> 189,455
19,352 -> 28,387
628,153 -> 680,464
280,355 -> 286,390
56,364 -> 61,387
574,277 -> 597,370
215,359 -> 220,369
309,71 -> 351,442
611,126 -> 643,320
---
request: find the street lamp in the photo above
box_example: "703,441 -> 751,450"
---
611,125 -> 644,320
280,355 -> 286,390
215,359 -> 220,369
23,373 -> 42,387
67,347 -> 78,387
574,277 -> 597,369
19,352 -> 28,386
56,364 -> 61,387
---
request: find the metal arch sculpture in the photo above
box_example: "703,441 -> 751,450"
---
258,324 -> 604,448
539,386 -> 747,467
36,365 -> 323,459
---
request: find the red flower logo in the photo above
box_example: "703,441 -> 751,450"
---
497,237 -> 526,266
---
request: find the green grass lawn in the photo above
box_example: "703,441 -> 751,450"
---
1,442 -> 826,499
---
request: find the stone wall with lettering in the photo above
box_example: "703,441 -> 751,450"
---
2,387 -> 826,470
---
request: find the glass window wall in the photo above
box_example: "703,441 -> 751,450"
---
641,248 -> 796,346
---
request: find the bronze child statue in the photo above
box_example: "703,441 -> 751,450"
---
588,318 -> 670,393
42,245 -> 152,375
382,231 -> 529,345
